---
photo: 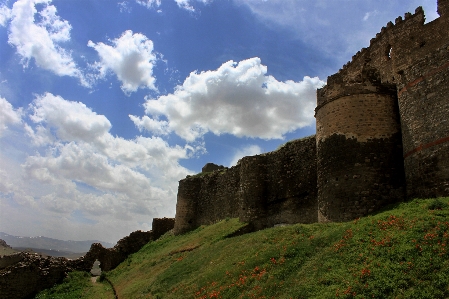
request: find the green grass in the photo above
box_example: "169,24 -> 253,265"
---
36,197 -> 449,298
35,271 -> 115,299
0,246 -> 18,256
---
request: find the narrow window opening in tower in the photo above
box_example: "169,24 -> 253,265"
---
386,45 -> 393,59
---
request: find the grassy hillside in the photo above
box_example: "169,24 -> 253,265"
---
0,244 -> 18,256
36,197 -> 449,298
35,272 -> 115,299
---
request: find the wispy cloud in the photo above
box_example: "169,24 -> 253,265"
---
135,0 -> 161,9
136,0 -> 211,12
0,96 -> 22,137
363,10 -> 379,21
118,1 -> 133,13
0,3 -> 11,26
5,0 -> 86,83
234,0 -> 439,63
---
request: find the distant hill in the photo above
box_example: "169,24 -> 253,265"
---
0,239 -> 18,256
11,247 -> 85,259
0,232 -> 114,256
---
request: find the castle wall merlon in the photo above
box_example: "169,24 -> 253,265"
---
317,5 -> 434,113
438,0 -> 449,17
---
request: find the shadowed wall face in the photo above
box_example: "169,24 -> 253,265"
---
174,137 -> 318,234
397,43 -> 449,199
174,177 -> 202,235
315,1 -> 449,220
249,136 -> 317,228
316,90 -> 405,222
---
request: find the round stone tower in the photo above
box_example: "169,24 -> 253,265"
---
315,65 -> 406,222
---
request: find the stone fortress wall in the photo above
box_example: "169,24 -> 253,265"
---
174,136 -> 317,234
174,0 -> 449,234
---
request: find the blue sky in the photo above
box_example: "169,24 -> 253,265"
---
0,0 -> 439,243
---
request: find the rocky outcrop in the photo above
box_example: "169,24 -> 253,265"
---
0,253 -> 24,270
0,218 -> 175,299
73,217 -> 175,272
80,230 -> 154,272
0,252 -> 71,299
0,239 -> 11,249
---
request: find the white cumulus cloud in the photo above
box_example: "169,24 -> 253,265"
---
0,96 -> 22,137
28,93 -> 111,144
23,142 -> 156,202
88,30 -> 158,95
13,92 -> 196,240
6,0 -> 84,81
131,57 -> 324,141
129,114 -> 170,136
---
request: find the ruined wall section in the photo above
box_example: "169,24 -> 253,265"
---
174,166 -> 241,235
196,166 -> 241,226
152,217 -> 176,239
74,218 -> 175,272
174,177 -> 202,234
0,219 -> 176,299
0,253 -> 70,299
175,136 -> 317,234
238,155 -> 268,228
242,136 -> 317,229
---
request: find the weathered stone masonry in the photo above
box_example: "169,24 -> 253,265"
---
175,1 -> 449,234
75,217 -> 175,272
174,136 -> 317,234
316,0 -> 449,221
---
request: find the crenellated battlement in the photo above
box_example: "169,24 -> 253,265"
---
316,0 -> 449,221
323,6 -> 426,100
174,1 -> 449,234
